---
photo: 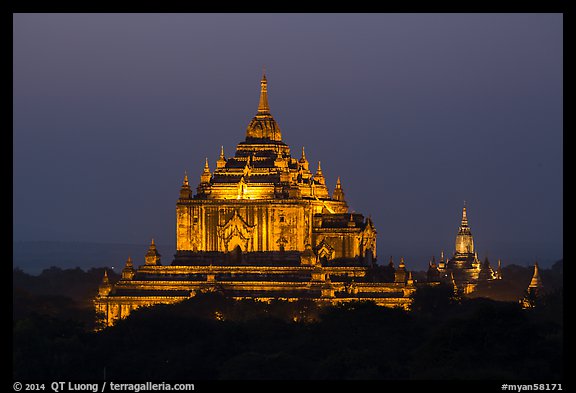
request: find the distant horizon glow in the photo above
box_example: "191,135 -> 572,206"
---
13,13 -> 563,271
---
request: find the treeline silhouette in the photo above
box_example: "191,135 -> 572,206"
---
13,263 -> 562,380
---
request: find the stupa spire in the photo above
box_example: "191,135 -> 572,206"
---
455,201 -> 474,255
183,171 -> 189,187
179,170 -> 192,199
257,70 -> 270,114
529,262 -> 543,289
246,70 -> 282,141
201,157 -> 211,183
333,176 -> 346,202
461,200 -> 469,228
217,146 -> 227,169
314,161 -> 326,186
145,238 -> 161,266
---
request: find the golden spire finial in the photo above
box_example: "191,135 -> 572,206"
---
183,170 -> 189,186
216,146 -> 227,169
257,69 -> 270,113
461,201 -> 469,227
302,146 -> 306,160
201,157 -> 212,183
151,238 -> 155,246
336,177 -> 341,188
317,161 -> 323,174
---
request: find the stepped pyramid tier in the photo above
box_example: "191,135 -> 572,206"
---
94,72 -> 418,329
176,72 -> 361,258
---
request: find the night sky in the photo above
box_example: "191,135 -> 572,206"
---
13,13 -> 563,271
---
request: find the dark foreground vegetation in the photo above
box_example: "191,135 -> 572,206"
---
13,264 -> 562,380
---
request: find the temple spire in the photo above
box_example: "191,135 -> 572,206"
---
529,262 -> 543,289
299,147 -> 310,172
521,261 -> 544,308
314,161 -> 326,186
333,176 -> 345,201
122,256 -> 135,280
399,257 -> 406,269
145,238 -> 161,266
201,157 -> 211,184
461,201 -> 469,228
455,201 -> 474,255
394,257 -> 407,283
217,146 -> 227,169
246,71 -> 282,141
257,70 -> 270,114
179,171 -> 192,199
98,269 -> 112,296
183,171 -> 189,187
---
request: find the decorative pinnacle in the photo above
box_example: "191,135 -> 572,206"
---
399,257 -> 405,268
302,146 -> 306,160
257,70 -> 270,113
461,201 -> 469,228
182,171 -> 189,187
204,157 -> 210,171
316,161 -> 323,175
126,256 -> 133,267
219,146 -> 225,160
336,177 -> 341,188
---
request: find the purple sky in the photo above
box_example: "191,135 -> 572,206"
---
13,13 -> 563,270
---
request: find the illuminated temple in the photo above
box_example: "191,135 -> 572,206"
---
427,202 -> 499,294
95,73 -> 416,327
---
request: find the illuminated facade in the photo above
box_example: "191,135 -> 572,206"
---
427,203 -> 498,294
95,73 -> 414,327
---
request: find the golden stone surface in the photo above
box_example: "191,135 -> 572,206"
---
94,73 -> 413,328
